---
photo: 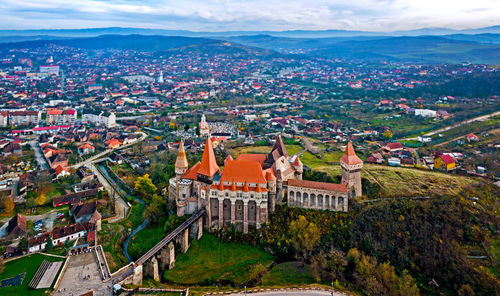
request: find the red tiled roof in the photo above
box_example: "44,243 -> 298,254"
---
235,154 -> 267,167
340,142 -> 363,165
288,179 -> 348,193
197,138 -> 219,177
439,154 -> 455,164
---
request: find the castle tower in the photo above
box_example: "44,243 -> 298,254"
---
199,114 -> 210,137
292,156 -> 303,180
266,171 -> 277,213
197,137 -> 219,182
175,140 -> 189,180
340,142 -> 363,198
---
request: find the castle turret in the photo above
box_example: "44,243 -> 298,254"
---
340,142 -> 363,198
292,155 -> 303,180
175,140 -> 189,180
266,171 -> 277,213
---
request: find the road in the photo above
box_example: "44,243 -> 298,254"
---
402,110 -> 500,140
71,131 -> 147,169
29,141 -> 49,170
88,163 -> 128,222
225,291 -> 346,296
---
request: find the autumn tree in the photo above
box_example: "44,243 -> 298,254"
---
0,196 -> 15,216
288,215 -> 320,266
311,248 -> 347,282
35,194 -> 46,206
134,174 -> 157,200
383,130 -> 393,139
144,193 -> 165,224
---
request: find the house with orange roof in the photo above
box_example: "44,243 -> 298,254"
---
78,143 -> 95,155
105,138 -> 122,149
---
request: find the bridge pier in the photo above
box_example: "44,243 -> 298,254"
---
145,257 -> 160,282
243,201 -> 248,234
197,218 -> 203,240
160,242 -> 175,269
180,228 -> 189,253
132,264 -> 143,286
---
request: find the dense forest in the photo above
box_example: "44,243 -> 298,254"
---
214,181 -> 500,295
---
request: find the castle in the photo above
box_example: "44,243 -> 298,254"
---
169,135 -> 363,233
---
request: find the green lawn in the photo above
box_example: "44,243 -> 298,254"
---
163,234 -> 273,285
261,262 -> 316,286
128,219 -> 167,261
0,254 -> 64,296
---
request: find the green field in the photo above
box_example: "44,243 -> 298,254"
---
128,218 -> 167,261
163,234 -> 273,285
229,144 -> 303,157
314,163 -> 478,198
261,262 -> 315,286
0,254 -> 64,296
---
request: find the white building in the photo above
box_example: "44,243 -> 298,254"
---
414,109 -> 437,118
82,112 -> 116,128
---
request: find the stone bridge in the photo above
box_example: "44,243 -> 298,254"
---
111,209 -> 206,285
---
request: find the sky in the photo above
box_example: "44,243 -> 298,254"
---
0,0 -> 499,32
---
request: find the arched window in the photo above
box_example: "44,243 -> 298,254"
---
310,194 -> 316,208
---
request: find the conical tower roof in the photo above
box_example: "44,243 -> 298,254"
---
175,140 -> 189,169
270,134 -> 288,157
340,142 -> 363,165
198,137 -> 219,177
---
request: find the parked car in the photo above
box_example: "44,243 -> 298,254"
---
56,213 -> 65,219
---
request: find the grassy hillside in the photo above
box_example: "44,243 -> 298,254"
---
163,234 -> 273,285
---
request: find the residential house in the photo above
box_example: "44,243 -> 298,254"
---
78,143 -> 95,155
466,133 -> 480,142
383,142 -> 404,154
7,214 -> 27,239
434,154 -> 456,171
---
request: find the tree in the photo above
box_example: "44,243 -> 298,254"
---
288,215 -> 320,266
383,130 -> 393,139
134,174 -> 157,199
0,196 -> 15,216
145,194 -> 165,224
311,248 -> 347,282
35,194 -> 46,206
64,238 -> 71,250
45,236 -> 54,251
18,237 -> 28,253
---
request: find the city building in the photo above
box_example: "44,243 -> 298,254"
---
46,109 -> 77,125
82,111 -> 116,128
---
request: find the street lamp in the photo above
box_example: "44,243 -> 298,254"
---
331,281 -> 334,296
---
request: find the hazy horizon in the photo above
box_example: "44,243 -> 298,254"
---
0,0 -> 499,32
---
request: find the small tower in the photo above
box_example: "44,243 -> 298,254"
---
158,71 -> 164,83
340,142 -> 363,198
175,140 -> 189,180
292,155 -> 303,180
199,114 -> 210,137
266,171 -> 277,213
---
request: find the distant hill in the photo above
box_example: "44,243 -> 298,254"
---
223,34 -> 500,64
0,34 -> 275,57
0,26 -> 499,39
308,35 -> 500,64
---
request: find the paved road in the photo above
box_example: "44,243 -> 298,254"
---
88,163 -> 128,222
402,110 -> 500,141
29,141 -> 49,170
71,131 -> 147,169
225,291 -> 345,296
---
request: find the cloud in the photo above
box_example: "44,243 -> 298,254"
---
0,0 -> 498,31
